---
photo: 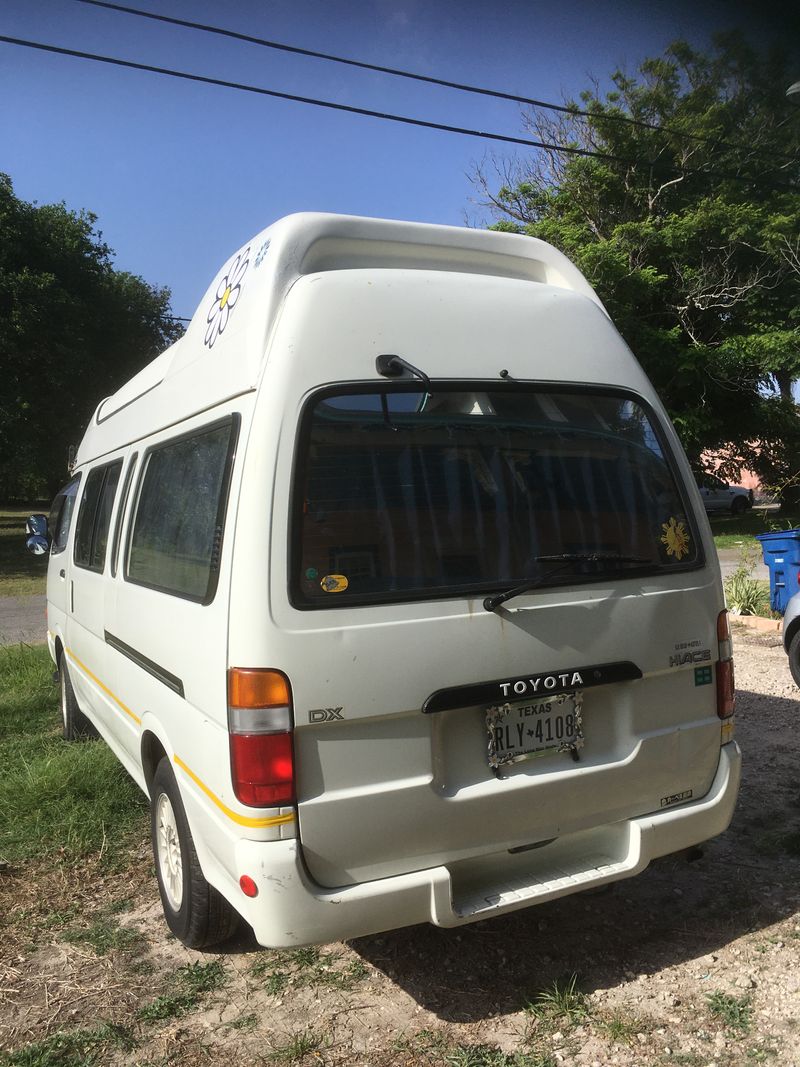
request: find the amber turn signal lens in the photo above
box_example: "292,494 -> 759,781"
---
228,668 -> 290,708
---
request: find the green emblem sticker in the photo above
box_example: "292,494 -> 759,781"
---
694,665 -> 712,686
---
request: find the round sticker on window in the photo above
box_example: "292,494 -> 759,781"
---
661,517 -> 690,561
321,574 -> 349,593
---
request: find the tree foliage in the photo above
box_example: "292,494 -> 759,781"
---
0,174 -> 183,500
476,33 -> 800,491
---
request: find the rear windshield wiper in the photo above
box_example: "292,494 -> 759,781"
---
483,553 -> 653,613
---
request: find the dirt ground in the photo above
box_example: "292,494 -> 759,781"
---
1,625 -> 798,1067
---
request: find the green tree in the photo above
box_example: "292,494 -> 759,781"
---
0,174 -> 183,500
475,33 -> 800,495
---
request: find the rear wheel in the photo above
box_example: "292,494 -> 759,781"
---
788,632 -> 800,688
731,496 -> 747,516
59,656 -> 96,741
150,758 -> 239,948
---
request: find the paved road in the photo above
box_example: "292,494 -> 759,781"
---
0,595 -> 47,646
717,546 -> 769,581
0,546 -> 768,647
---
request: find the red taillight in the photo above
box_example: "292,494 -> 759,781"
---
239,874 -> 258,898
716,610 -> 735,720
230,733 -> 294,805
228,667 -> 295,807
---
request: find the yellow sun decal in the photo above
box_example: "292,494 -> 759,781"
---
661,517 -> 690,560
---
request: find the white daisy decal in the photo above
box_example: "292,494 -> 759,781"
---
204,247 -> 250,348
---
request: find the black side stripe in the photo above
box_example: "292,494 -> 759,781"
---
105,631 -> 185,698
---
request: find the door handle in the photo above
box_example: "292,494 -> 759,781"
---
59,569 -> 65,579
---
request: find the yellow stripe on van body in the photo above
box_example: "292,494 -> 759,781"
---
65,647 -> 142,726
173,754 -> 296,830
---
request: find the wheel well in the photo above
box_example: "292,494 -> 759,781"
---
785,617 -> 800,652
54,637 -> 64,668
141,731 -> 168,797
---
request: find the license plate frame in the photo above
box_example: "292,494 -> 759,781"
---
486,691 -> 584,768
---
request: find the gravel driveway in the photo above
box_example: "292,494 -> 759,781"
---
0,595 -> 46,646
2,625 -> 798,1067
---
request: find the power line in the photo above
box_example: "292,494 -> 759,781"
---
1,34 -> 796,192
0,34 -> 626,163
74,0 -> 797,164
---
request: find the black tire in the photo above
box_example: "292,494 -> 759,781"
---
59,656 -> 97,741
150,757 -> 239,949
788,631 -> 800,688
731,496 -> 747,516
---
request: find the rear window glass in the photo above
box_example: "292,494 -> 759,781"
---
293,386 -> 700,607
126,419 -> 238,602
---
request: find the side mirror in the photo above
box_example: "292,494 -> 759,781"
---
25,514 -> 50,556
26,513 -> 48,537
26,534 -> 50,556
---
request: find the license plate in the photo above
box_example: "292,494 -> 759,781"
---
486,692 -> 583,768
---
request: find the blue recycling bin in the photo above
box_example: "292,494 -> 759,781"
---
755,528 -> 800,615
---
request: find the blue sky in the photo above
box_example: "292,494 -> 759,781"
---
1,0 -> 788,320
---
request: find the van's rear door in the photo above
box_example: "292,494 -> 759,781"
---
237,270 -> 723,892
281,384 -> 721,889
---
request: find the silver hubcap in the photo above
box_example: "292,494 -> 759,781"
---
156,793 -> 183,911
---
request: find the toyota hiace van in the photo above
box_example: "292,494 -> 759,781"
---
30,214 -> 740,948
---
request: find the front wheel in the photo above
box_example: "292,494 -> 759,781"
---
150,758 -> 239,948
788,632 -> 800,688
60,656 -> 96,741
731,496 -> 747,516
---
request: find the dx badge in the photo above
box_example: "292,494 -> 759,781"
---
308,707 -> 344,723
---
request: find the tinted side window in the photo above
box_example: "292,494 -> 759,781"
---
50,475 -> 81,555
91,463 -> 122,569
110,455 -> 138,578
74,462 -> 123,572
126,418 -> 238,603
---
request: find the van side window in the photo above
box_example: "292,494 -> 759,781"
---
126,417 -> 239,603
74,461 -> 123,572
49,475 -> 82,555
110,454 -> 138,578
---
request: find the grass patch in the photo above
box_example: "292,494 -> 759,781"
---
226,1012 -> 259,1032
709,508 -> 800,550
0,645 -> 147,866
526,973 -> 589,1027
392,1032 -> 555,1067
599,1013 -> 640,1045
745,1046 -> 779,1061
267,1028 -> 328,1063
1,1022 -> 136,1067
759,827 -> 800,857
63,914 -> 145,955
138,961 -> 227,1022
0,506 -> 49,597
707,991 -> 753,1034
250,946 -> 368,994
445,1047 -> 555,1067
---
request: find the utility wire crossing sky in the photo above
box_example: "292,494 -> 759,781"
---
2,32 -> 795,194
3,0 -> 793,319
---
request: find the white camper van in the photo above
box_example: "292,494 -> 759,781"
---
30,214 -> 740,948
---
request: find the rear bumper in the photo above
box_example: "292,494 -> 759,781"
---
235,741 -> 741,947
